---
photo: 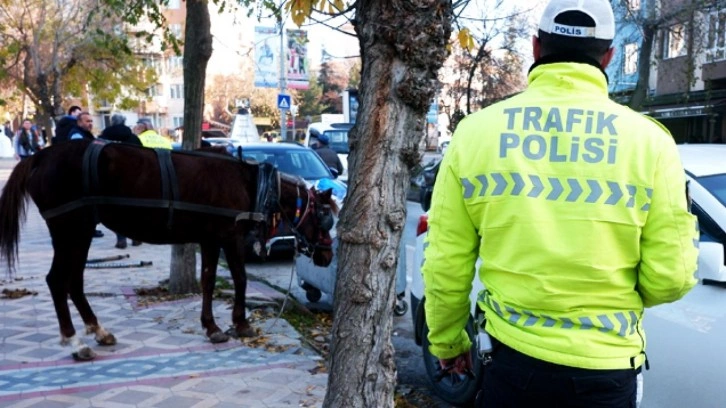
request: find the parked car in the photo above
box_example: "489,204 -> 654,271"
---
409,143 -> 726,405
678,144 -> 726,283
240,142 -> 347,253
201,137 -> 239,156
437,140 -> 450,155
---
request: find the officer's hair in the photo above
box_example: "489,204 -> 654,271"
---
538,11 -> 612,61
68,105 -> 82,115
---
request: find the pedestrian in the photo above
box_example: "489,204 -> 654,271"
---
66,111 -> 103,238
309,131 -> 343,177
421,1 -> 700,407
12,119 -> 40,160
53,105 -> 82,144
99,114 -> 143,249
68,112 -> 95,141
134,118 -> 172,149
3,121 -> 12,140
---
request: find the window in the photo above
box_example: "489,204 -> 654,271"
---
167,56 -> 183,71
167,0 -> 180,9
172,116 -> 183,128
663,24 -> 687,59
627,0 -> 640,11
147,85 -> 160,97
170,24 -> 183,39
707,10 -> 726,61
170,84 -> 183,99
624,43 -> 638,75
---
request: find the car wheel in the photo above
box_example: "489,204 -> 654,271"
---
421,318 -> 482,406
393,299 -> 408,316
304,286 -> 322,303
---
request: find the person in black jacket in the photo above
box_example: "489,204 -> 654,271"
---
100,114 -> 142,146
53,105 -> 82,144
99,114 -> 143,249
67,112 -> 95,141
310,132 -> 344,177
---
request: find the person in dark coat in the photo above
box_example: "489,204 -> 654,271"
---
99,114 -> 143,249
310,131 -> 344,177
53,105 -> 82,144
67,112 -> 95,141
100,114 -> 142,146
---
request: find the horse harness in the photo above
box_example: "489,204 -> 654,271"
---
40,140 -> 274,228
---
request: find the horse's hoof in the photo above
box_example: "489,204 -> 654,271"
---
239,327 -> 257,338
227,326 -> 257,338
224,327 -> 240,339
72,347 -> 96,361
209,331 -> 230,343
96,333 -> 117,346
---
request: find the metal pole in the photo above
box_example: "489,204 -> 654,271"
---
279,21 -> 288,141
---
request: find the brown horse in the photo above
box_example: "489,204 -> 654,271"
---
0,139 -> 337,361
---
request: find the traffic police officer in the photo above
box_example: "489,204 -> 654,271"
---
135,118 -> 172,149
422,0 -> 699,406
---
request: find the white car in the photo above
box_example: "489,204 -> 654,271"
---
410,143 -> 726,405
678,144 -> 726,283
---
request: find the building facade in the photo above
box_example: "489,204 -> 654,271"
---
607,0 -> 726,144
91,1 -> 186,137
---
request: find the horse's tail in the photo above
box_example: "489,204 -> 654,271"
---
0,158 -> 33,273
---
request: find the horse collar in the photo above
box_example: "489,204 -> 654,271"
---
293,184 -> 313,227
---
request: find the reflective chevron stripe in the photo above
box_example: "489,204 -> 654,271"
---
481,294 -> 639,338
461,173 -> 651,211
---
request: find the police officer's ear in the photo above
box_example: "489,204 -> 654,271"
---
532,35 -> 542,61
600,47 -> 616,69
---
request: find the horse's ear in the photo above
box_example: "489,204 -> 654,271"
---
318,188 -> 339,215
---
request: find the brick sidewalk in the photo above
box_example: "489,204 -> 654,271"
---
0,158 -> 328,407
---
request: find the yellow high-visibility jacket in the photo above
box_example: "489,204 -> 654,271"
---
423,62 -> 699,370
138,130 -> 172,149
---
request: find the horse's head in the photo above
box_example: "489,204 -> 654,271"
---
294,187 -> 338,267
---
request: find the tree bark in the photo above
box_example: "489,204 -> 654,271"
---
323,1 -> 452,407
629,23 -> 655,111
168,0 -> 213,295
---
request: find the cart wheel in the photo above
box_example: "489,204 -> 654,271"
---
394,299 -> 408,316
305,287 -> 322,303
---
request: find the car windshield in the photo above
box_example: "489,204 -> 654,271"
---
325,130 -> 349,154
242,147 -> 333,181
696,174 -> 726,207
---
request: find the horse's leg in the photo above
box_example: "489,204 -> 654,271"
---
46,224 -> 97,361
200,243 -> 229,343
222,241 -> 256,338
67,269 -> 116,347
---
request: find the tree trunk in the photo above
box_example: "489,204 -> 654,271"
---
168,0 -> 213,295
323,1 -> 452,407
169,244 -> 199,293
629,23 -> 655,111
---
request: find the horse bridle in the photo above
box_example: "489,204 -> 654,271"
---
280,182 -> 334,257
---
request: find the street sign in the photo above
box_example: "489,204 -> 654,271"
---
277,94 -> 291,110
427,101 -> 438,124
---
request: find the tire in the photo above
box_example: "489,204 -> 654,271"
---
305,287 -> 322,303
393,299 -> 408,316
422,318 -> 482,406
